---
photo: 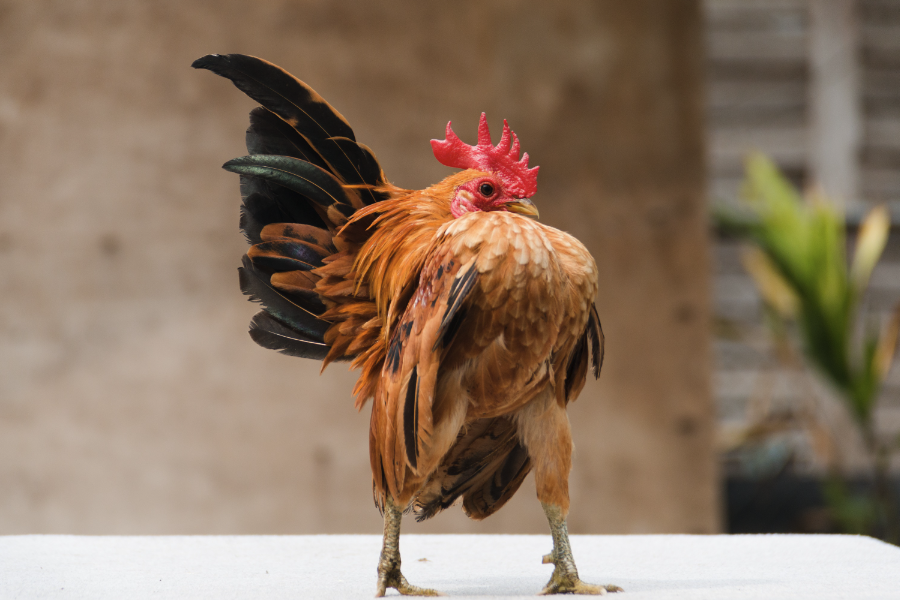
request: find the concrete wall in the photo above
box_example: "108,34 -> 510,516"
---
0,0 -> 717,535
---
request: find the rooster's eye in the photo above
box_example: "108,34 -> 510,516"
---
479,182 -> 495,197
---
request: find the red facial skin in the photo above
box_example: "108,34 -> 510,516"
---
450,175 -> 518,219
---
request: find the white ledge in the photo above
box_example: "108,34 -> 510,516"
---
2,534 -> 899,599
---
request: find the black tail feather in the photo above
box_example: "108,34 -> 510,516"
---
239,198 -> 267,245
246,108 -> 386,204
192,54 -> 355,142
248,312 -> 331,360
248,240 -> 327,272
238,255 -> 330,341
226,155 -> 352,208
262,223 -> 335,251
246,107 -> 330,171
193,53 -> 387,198
314,137 -> 389,204
193,53 -> 392,362
273,223 -> 337,248
240,177 -> 328,238
277,286 -> 327,316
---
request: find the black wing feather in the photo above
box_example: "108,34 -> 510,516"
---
414,418 -> 531,522
403,367 -> 420,470
433,266 -> 479,351
588,303 -> 604,378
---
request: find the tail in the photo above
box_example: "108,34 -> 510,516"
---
413,416 -> 532,521
192,54 -> 387,360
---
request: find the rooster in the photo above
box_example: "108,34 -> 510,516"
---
193,54 -> 619,596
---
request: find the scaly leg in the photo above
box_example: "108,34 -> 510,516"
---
539,503 -> 623,596
375,496 -> 444,597
513,392 -> 621,595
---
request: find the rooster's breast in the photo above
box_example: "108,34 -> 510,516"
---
436,212 -> 591,417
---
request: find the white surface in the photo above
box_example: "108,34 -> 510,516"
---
2,534 -> 899,599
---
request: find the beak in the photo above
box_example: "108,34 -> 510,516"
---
505,198 -> 540,219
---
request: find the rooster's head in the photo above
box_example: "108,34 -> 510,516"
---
431,113 -> 539,220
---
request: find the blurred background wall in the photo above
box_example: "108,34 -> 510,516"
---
1,0 -> 715,535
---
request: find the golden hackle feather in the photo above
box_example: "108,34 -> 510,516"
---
313,175 -> 469,407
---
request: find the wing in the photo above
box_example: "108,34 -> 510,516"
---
540,226 -> 602,406
560,303 -> 604,404
370,244 -> 480,501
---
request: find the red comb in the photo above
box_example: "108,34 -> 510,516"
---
431,113 -> 539,198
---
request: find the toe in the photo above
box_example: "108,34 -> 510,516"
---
572,581 -> 605,595
540,577 -> 619,595
380,571 -> 445,597
397,583 -> 445,596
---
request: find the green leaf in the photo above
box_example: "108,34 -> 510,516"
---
731,152 -> 888,426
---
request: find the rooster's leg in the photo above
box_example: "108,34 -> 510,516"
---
539,502 -> 623,595
515,392 -> 621,594
375,496 -> 444,597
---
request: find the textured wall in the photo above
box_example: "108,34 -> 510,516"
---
0,0 -> 717,534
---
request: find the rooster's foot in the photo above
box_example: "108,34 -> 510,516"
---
538,555 -> 622,595
375,496 -> 444,596
539,503 -> 622,595
375,562 -> 444,597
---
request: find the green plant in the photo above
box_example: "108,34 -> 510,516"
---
718,153 -> 900,542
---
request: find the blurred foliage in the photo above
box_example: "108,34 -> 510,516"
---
717,153 -> 900,542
